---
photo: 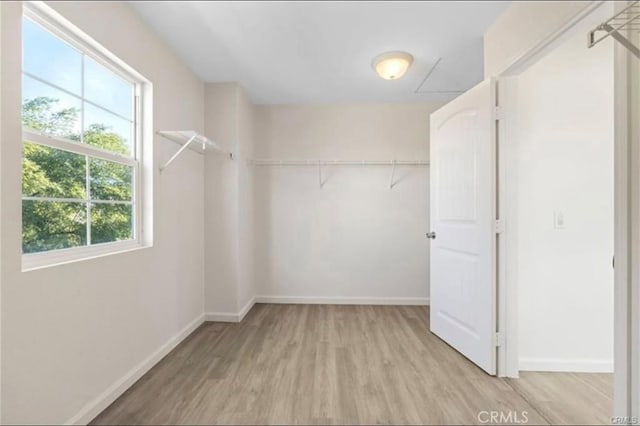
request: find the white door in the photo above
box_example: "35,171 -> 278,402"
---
429,78 -> 497,375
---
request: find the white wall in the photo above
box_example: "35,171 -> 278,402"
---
0,3 -> 4,421
203,83 -> 255,316
236,89 -> 256,311
204,83 -> 240,316
515,29 -> 614,372
484,1 -> 594,77
253,104 -> 437,303
1,2 -> 206,424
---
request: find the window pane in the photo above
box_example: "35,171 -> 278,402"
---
23,75 -> 82,138
22,143 -> 86,199
91,203 -> 133,244
84,103 -> 132,155
22,200 -> 87,253
90,159 -> 133,201
22,17 -> 82,95
84,56 -> 133,119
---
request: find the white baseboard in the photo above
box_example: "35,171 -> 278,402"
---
205,297 -> 256,323
238,297 -> 256,322
204,296 -> 426,323
519,358 -> 614,373
254,295 -> 430,306
204,312 -> 240,322
204,296 -> 429,322
65,314 -> 205,425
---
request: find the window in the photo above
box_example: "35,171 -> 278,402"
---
21,6 -> 146,268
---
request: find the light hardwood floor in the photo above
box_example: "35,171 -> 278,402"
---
91,304 -> 612,425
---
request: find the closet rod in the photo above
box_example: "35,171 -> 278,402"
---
588,1 -> 640,58
249,159 -> 429,166
249,159 -> 428,189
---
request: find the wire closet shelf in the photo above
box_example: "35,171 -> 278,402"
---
248,159 -> 429,189
156,130 -> 233,172
588,1 -> 640,58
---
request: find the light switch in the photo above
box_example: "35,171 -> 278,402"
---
554,211 -> 565,229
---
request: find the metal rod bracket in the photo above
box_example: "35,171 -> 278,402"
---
588,1 -> 640,59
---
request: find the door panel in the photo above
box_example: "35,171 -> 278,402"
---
429,78 -> 497,375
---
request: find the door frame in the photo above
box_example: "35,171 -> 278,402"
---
493,0 -> 639,417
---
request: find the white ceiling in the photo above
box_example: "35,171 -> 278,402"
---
130,1 -> 510,104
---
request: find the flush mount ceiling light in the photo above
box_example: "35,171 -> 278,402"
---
372,51 -> 414,80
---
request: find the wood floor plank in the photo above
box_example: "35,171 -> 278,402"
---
506,372 -> 613,425
90,304 -> 612,425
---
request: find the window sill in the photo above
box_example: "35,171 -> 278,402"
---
22,240 -> 150,272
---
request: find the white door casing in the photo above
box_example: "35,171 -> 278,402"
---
429,78 -> 497,375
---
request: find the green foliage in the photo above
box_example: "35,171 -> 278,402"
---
91,204 -> 132,245
22,200 -> 87,253
22,97 -> 78,137
23,143 -> 86,199
85,124 -> 129,156
22,97 -> 133,253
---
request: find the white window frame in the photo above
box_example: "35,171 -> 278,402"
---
21,2 -> 149,271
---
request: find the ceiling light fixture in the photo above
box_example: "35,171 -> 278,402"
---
372,51 -> 414,80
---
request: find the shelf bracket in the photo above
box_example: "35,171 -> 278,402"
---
389,160 -> 397,189
157,130 -> 233,172
588,1 -> 640,59
160,135 -> 197,172
318,161 -> 325,188
603,23 -> 640,58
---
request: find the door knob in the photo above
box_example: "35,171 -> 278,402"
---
426,232 -> 436,239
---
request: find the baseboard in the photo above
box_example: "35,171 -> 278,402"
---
204,312 -> 240,322
254,295 -> 430,306
205,297 -> 256,323
204,296 -> 427,322
65,314 -> 205,425
519,357 -> 614,373
238,297 -> 256,322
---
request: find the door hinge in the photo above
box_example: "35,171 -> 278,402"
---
495,106 -> 504,121
495,332 -> 505,347
494,219 -> 505,234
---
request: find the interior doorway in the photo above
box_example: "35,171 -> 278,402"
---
511,8 -> 614,375
496,2 -> 617,421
